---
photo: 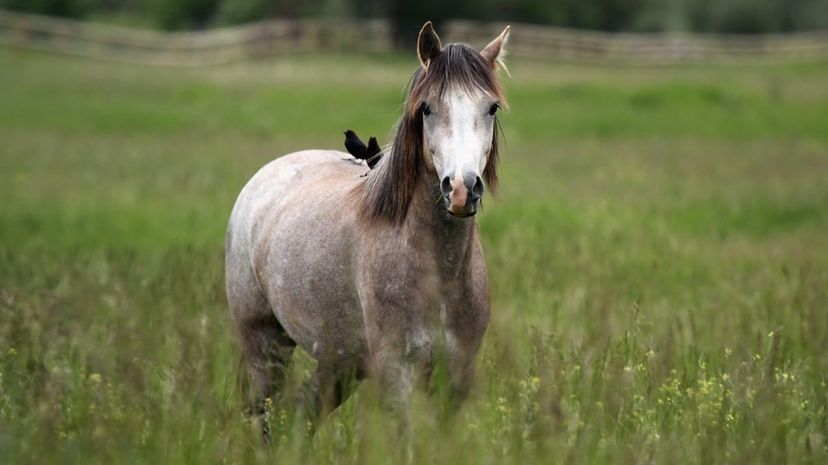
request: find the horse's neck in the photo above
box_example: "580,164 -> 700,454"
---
404,172 -> 476,277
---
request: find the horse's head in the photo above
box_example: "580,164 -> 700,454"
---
357,23 -> 509,225
413,22 -> 509,218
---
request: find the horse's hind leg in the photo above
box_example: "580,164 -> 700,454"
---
228,278 -> 296,439
239,312 -> 296,406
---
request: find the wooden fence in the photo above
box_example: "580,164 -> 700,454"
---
447,20 -> 828,64
2,9 -> 828,66
0,9 -> 392,66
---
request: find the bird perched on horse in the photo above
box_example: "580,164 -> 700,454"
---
343,130 -> 383,169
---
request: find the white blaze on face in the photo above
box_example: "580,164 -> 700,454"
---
424,86 -> 496,187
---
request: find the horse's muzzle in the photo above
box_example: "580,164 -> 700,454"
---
440,172 -> 484,217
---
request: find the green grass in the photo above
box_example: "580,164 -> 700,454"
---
1,47 -> 827,464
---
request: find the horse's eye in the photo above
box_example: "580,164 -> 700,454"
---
421,104 -> 432,116
488,103 -> 500,116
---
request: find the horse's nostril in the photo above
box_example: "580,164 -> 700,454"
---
440,176 -> 452,196
470,176 -> 484,202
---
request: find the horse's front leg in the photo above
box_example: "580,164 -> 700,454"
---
358,248 -> 436,425
440,298 -> 489,415
444,340 -> 477,410
362,305 -> 432,429
295,362 -> 362,433
369,336 -> 421,415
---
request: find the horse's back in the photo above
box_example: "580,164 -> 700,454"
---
226,150 -> 367,362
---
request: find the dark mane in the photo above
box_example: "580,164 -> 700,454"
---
355,43 -> 506,225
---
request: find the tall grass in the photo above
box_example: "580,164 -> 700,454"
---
1,49 -> 826,464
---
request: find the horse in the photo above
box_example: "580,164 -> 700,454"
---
225,22 -> 510,432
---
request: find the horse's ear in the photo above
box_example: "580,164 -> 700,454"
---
480,25 -> 511,74
417,21 -> 443,69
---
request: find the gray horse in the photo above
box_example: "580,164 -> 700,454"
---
225,22 -> 510,430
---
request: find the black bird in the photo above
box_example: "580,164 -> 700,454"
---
343,130 -> 368,161
343,130 -> 384,170
364,136 -> 383,169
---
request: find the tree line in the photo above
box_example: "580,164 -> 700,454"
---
3,0 -> 827,40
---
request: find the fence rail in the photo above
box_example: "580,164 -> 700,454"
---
0,9 -> 392,66
447,20 -> 828,64
2,9 -> 828,66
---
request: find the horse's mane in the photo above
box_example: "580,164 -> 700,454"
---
355,43 -> 506,226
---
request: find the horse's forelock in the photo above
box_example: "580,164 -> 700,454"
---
406,44 -> 506,116
356,44 -> 504,225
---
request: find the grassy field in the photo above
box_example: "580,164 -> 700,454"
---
1,47 -> 827,464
